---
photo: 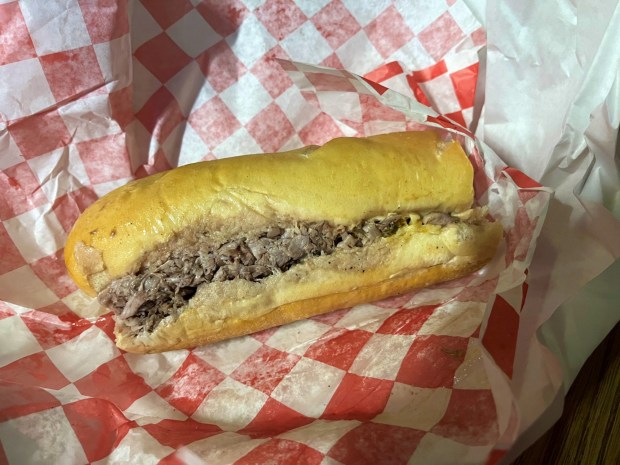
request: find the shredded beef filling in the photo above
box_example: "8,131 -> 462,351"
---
100,212 -> 459,333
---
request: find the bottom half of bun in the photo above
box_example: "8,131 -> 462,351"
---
114,220 -> 503,353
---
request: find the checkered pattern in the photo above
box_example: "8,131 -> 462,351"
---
364,54 -> 484,129
0,1 -> 553,464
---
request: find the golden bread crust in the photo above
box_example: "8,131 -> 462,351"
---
65,131 -> 474,295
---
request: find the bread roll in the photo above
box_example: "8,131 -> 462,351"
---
65,131 -> 502,353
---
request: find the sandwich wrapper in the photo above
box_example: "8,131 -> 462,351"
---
0,1 -> 618,464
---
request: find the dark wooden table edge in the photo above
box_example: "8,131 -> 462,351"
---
509,322 -> 620,464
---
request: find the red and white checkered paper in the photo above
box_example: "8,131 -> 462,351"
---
0,1 -> 551,464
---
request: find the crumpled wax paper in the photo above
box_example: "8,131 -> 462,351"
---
0,1 -> 617,464
470,0 -> 620,460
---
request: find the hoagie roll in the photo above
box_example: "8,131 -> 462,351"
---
65,131 -> 502,353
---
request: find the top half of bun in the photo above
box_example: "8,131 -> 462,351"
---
65,131 -> 476,296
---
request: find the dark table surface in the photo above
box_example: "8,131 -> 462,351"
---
511,322 -> 620,465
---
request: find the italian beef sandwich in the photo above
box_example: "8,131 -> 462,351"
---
65,131 -> 503,353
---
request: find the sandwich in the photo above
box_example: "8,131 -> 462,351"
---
64,131 -> 503,353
